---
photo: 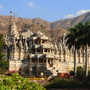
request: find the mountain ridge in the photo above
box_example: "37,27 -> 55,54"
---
0,11 -> 90,42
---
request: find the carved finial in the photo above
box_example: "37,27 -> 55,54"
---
10,11 -> 12,16
13,12 -> 18,22
9,11 -> 13,25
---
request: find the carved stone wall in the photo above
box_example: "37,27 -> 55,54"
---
4,11 -> 90,76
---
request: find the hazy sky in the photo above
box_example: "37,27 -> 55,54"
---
0,0 -> 90,22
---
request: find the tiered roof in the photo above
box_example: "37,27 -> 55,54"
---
21,29 -> 33,39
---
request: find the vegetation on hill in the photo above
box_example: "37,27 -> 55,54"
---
0,11 -> 90,41
50,12 -> 90,29
0,15 -> 66,42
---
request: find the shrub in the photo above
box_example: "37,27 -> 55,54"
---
69,65 -> 88,76
18,68 -> 25,77
48,76 -> 55,82
5,70 -> 17,76
0,73 -> 45,90
77,66 -> 85,76
69,70 -> 74,75
69,66 -> 90,80
6,68 -> 25,78
45,78 -> 90,89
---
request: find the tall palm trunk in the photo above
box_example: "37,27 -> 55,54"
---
74,48 -> 77,77
85,44 -> 88,76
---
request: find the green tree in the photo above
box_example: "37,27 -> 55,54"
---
65,24 -> 81,77
75,21 -> 90,76
69,66 -> 86,81
0,33 -> 8,74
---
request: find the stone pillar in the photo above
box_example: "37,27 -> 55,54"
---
50,50 -> 51,54
43,59 -> 44,63
43,49 -> 45,53
67,52 -> 69,62
12,45 -> 14,60
84,54 -> 85,63
25,42 -> 28,51
33,39 -> 35,45
36,59 -> 40,76
41,40 -> 42,45
82,53 -> 84,63
45,41 -> 46,44
38,40 -> 39,44
38,59 -> 39,63
64,51 -> 65,62
40,49 -> 42,53
35,49 -> 37,54
52,59 -> 53,64
61,52 -> 64,62
80,54 -> 83,63
50,59 -> 51,64
46,59 -> 48,67
30,58 -> 32,63
29,67 -> 32,76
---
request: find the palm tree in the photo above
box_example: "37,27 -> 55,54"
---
75,21 -> 90,76
65,25 -> 80,77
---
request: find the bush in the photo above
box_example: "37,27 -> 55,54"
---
77,66 -> 85,76
69,70 -> 74,75
5,70 -> 17,76
69,66 -> 89,80
48,76 -> 55,82
6,68 -> 25,78
45,78 -> 90,89
45,78 -> 77,89
0,73 -> 45,90
69,65 -> 89,76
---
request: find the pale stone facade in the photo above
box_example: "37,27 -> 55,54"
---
4,11 -> 90,76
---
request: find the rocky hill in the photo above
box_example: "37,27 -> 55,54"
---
50,12 -> 90,29
0,11 -> 90,42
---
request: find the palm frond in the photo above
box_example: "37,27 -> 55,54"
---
65,34 -> 73,40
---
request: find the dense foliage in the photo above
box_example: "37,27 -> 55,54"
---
6,68 -> 25,77
65,21 -> 90,76
45,65 -> 90,89
69,66 -> 90,77
0,33 -> 8,74
45,78 -> 90,89
65,23 -> 82,77
0,73 -> 45,90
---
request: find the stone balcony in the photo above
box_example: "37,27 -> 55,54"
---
29,54 -> 46,58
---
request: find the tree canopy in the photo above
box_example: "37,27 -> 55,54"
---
0,33 -> 8,74
65,21 -> 90,76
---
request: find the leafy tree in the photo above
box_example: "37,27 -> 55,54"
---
69,65 -> 90,78
65,25 -> 80,77
75,21 -> 90,76
66,21 -> 90,77
0,33 -> 8,74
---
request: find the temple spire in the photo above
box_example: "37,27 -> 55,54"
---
9,11 -> 13,25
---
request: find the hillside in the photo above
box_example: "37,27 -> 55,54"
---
0,11 -> 90,41
50,12 -> 90,29
0,15 -> 66,42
